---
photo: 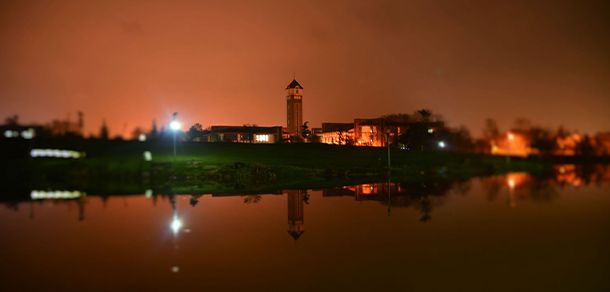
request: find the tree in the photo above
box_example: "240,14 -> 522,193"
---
381,113 -> 411,122
301,121 -> 311,138
100,120 -> 109,140
4,115 -> 18,125
483,118 -> 500,140
309,132 -> 321,143
449,126 -> 474,152
150,120 -> 158,139
187,123 -> 204,141
577,135 -> 595,156
414,109 -> 432,122
131,127 -> 145,140
529,126 -> 554,155
513,118 -> 532,132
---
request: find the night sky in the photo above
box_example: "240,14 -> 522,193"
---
1,0 -> 608,137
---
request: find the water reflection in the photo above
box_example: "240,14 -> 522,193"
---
1,165 -> 609,292
2,164 -> 609,226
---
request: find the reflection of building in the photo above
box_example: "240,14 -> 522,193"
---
286,190 -> 304,241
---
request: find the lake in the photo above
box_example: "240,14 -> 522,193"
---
1,166 -> 609,292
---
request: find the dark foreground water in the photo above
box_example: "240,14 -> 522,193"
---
1,169 -> 609,292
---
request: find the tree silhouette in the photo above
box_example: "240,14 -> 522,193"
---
150,120 -> 158,139
4,114 -> 18,125
100,120 -> 109,139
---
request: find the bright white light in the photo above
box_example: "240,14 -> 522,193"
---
255,135 -> 269,142
61,150 -> 71,158
170,121 -> 181,131
428,128 -> 434,134
139,134 -> 146,142
145,189 -> 153,198
30,149 -> 39,157
144,151 -> 152,161
171,217 -> 182,234
438,141 -> 445,148
44,149 -> 53,157
71,151 -> 81,159
30,190 -> 83,200
52,149 -> 61,157
4,130 -> 12,138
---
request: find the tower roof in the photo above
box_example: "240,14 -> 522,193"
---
288,230 -> 304,241
286,79 -> 303,89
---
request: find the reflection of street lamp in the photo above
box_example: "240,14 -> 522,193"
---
507,132 -> 514,165
508,178 -> 516,207
170,112 -> 181,166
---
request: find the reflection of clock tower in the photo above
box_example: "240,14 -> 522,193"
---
287,190 -> 304,241
286,79 -> 303,136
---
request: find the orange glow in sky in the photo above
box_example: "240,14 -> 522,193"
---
1,0 -> 609,137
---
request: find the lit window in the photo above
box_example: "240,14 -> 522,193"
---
256,135 -> 269,142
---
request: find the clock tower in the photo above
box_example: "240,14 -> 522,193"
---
286,79 -> 303,136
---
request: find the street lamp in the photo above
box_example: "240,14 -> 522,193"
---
507,132 -> 514,165
386,129 -> 391,169
170,112 -> 181,166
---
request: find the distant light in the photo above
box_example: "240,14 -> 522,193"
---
4,130 -> 12,138
30,149 -> 39,157
508,133 -> 514,140
144,151 -> 152,161
438,141 -> 445,148
170,121 -> 181,131
171,217 -> 182,234
428,128 -> 434,134
139,134 -> 146,142
509,179 -> 515,188
52,149 -> 61,157
171,266 -> 179,273
30,190 -> 84,199
145,189 -> 153,198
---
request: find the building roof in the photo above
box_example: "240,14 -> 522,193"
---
321,123 -> 354,133
286,79 -> 303,89
208,126 -> 281,134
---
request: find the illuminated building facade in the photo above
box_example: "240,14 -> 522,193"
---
319,118 -> 444,147
202,126 -> 283,143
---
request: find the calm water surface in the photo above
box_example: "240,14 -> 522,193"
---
1,168 -> 609,292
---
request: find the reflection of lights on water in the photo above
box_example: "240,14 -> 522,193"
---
171,216 -> 182,234
143,151 -> 152,161
30,190 -> 84,199
30,149 -> 83,159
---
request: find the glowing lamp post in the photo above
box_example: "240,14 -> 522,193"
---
170,113 -> 181,166
386,129 -> 391,169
